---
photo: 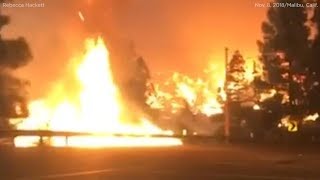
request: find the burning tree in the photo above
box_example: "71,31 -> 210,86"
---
0,5 -> 32,128
254,0 -> 320,139
226,50 -> 255,103
257,0 -> 311,128
225,50 -> 266,139
128,56 -> 151,108
112,40 -> 154,121
308,5 -> 320,112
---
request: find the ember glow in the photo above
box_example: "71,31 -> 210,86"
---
303,113 -> 319,122
253,104 -> 261,110
278,116 -> 298,132
259,89 -> 277,102
12,37 -> 182,148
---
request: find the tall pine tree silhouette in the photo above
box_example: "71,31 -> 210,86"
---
257,0 -> 311,114
0,2 -> 32,128
308,3 -> 320,111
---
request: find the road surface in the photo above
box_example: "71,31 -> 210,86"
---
1,144 -> 320,179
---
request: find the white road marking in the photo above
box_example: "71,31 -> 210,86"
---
16,162 -> 313,180
17,168 -> 119,179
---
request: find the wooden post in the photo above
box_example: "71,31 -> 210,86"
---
224,47 -> 230,142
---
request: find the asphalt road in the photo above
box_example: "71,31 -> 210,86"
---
1,144 -> 320,180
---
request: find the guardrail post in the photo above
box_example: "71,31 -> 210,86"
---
65,136 -> 69,146
39,136 -> 44,146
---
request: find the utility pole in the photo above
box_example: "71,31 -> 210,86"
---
224,47 -> 230,142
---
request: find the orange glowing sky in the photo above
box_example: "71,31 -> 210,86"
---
2,0 -> 269,98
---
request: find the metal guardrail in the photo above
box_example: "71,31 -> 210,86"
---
0,130 -> 92,137
0,130 -> 220,147
0,130 -> 217,139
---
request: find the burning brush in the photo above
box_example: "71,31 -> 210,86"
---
10,37 -> 182,148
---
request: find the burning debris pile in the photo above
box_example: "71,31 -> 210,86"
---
10,37 -> 182,148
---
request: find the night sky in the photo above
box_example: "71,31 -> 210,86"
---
2,0 -> 269,98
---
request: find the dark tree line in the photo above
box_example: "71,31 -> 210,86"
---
308,2 -> 320,111
257,0 -> 320,117
220,0 -> 320,139
0,3 -> 32,128
258,0 -> 309,110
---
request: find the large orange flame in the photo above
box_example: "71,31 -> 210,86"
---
145,54 -> 269,117
12,37 -> 182,147
146,63 -> 226,117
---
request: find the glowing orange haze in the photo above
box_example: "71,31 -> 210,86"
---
12,37 -> 182,147
2,0 -> 269,98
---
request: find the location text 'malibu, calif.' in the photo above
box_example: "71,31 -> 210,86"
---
254,2 -> 318,8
